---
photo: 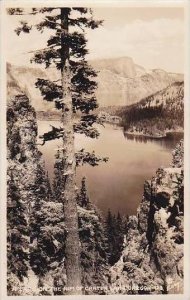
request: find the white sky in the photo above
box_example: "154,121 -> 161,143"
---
5,7 -> 184,73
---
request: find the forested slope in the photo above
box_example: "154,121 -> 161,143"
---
120,81 -> 184,137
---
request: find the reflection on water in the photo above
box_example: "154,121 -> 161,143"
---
124,131 -> 183,150
37,121 -> 183,216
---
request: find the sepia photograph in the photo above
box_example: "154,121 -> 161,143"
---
0,0 -> 189,298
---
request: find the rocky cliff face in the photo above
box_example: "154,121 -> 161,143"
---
7,65 -> 51,295
90,57 -> 183,107
95,68 -> 183,107
7,65 -> 50,209
90,57 -> 138,78
7,58 -> 183,111
110,141 -> 184,295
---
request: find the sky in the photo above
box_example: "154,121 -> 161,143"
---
5,6 -> 184,73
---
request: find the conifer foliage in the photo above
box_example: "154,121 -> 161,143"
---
77,178 -> 109,294
7,171 -> 28,282
77,177 -> 91,209
8,6 -> 105,293
105,209 -> 125,265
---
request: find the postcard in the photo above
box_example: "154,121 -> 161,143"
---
0,0 -> 189,299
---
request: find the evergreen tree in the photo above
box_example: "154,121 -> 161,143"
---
53,165 -> 109,293
106,209 -> 116,265
30,163 -> 52,243
52,150 -> 65,203
7,171 -> 28,282
30,200 -> 66,293
105,210 -> 124,265
8,7 -> 106,293
77,180 -> 109,294
29,152 -> 66,294
77,177 -> 91,209
116,211 -> 125,256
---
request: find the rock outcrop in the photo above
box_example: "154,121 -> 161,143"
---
110,141 -> 184,295
90,57 -> 137,78
91,58 -> 183,107
7,65 -> 51,295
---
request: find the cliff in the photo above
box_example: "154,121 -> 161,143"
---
91,58 -> 183,107
90,57 -> 138,78
110,141 -> 184,295
7,65 -> 51,295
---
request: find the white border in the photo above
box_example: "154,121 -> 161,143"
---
0,0 -> 189,300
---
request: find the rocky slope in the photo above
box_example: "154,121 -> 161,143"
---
90,57 -> 139,78
110,141 -> 184,294
7,58 -> 183,112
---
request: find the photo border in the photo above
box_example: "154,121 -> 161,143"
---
0,0 -> 189,299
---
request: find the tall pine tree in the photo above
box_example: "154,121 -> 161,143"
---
8,7 -> 105,293
76,177 -> 109,294
77,177 -> 91,209
105,209 -> 125,265
7,171 -> 28,283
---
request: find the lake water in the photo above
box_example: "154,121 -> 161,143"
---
37,121 -> 183,216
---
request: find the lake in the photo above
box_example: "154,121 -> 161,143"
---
37,121 -> 183,216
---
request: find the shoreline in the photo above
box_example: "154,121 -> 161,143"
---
125,129 -> 184,139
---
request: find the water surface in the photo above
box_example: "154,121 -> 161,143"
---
37,121 -> 183,216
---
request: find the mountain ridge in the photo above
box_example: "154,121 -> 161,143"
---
7,57 -> 183,111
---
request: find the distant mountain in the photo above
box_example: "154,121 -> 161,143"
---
91,57 -> 183,107
120,81 -> 184,137
90,57 -> 141,78
7,58 -> 183,112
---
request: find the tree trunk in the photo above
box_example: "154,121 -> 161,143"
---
60,8 -> 82,294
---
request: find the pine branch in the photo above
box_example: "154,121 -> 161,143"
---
38,125 -> 64,145
35,78 -> 62,101
15,21 -> 32,35
30,48 -> 61,68
23,45 -> 57,54
72,8 -> 88,14
7,8 -> 32,15
36,17 -> 61,32
74,122 -> 100,138
35,8 -> 58,14
76,149 -> 108,167
47,34 -> 61,47
80,114 -> 97,126
70,59 -> 97,78
72,95 -> 98,113
7,7 -> 56,15
69,16 -> 103,29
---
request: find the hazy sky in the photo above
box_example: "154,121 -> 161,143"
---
5,7 -> 184,73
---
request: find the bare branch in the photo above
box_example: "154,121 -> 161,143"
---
22,46 -> 56,54
43,17 -> 61,27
